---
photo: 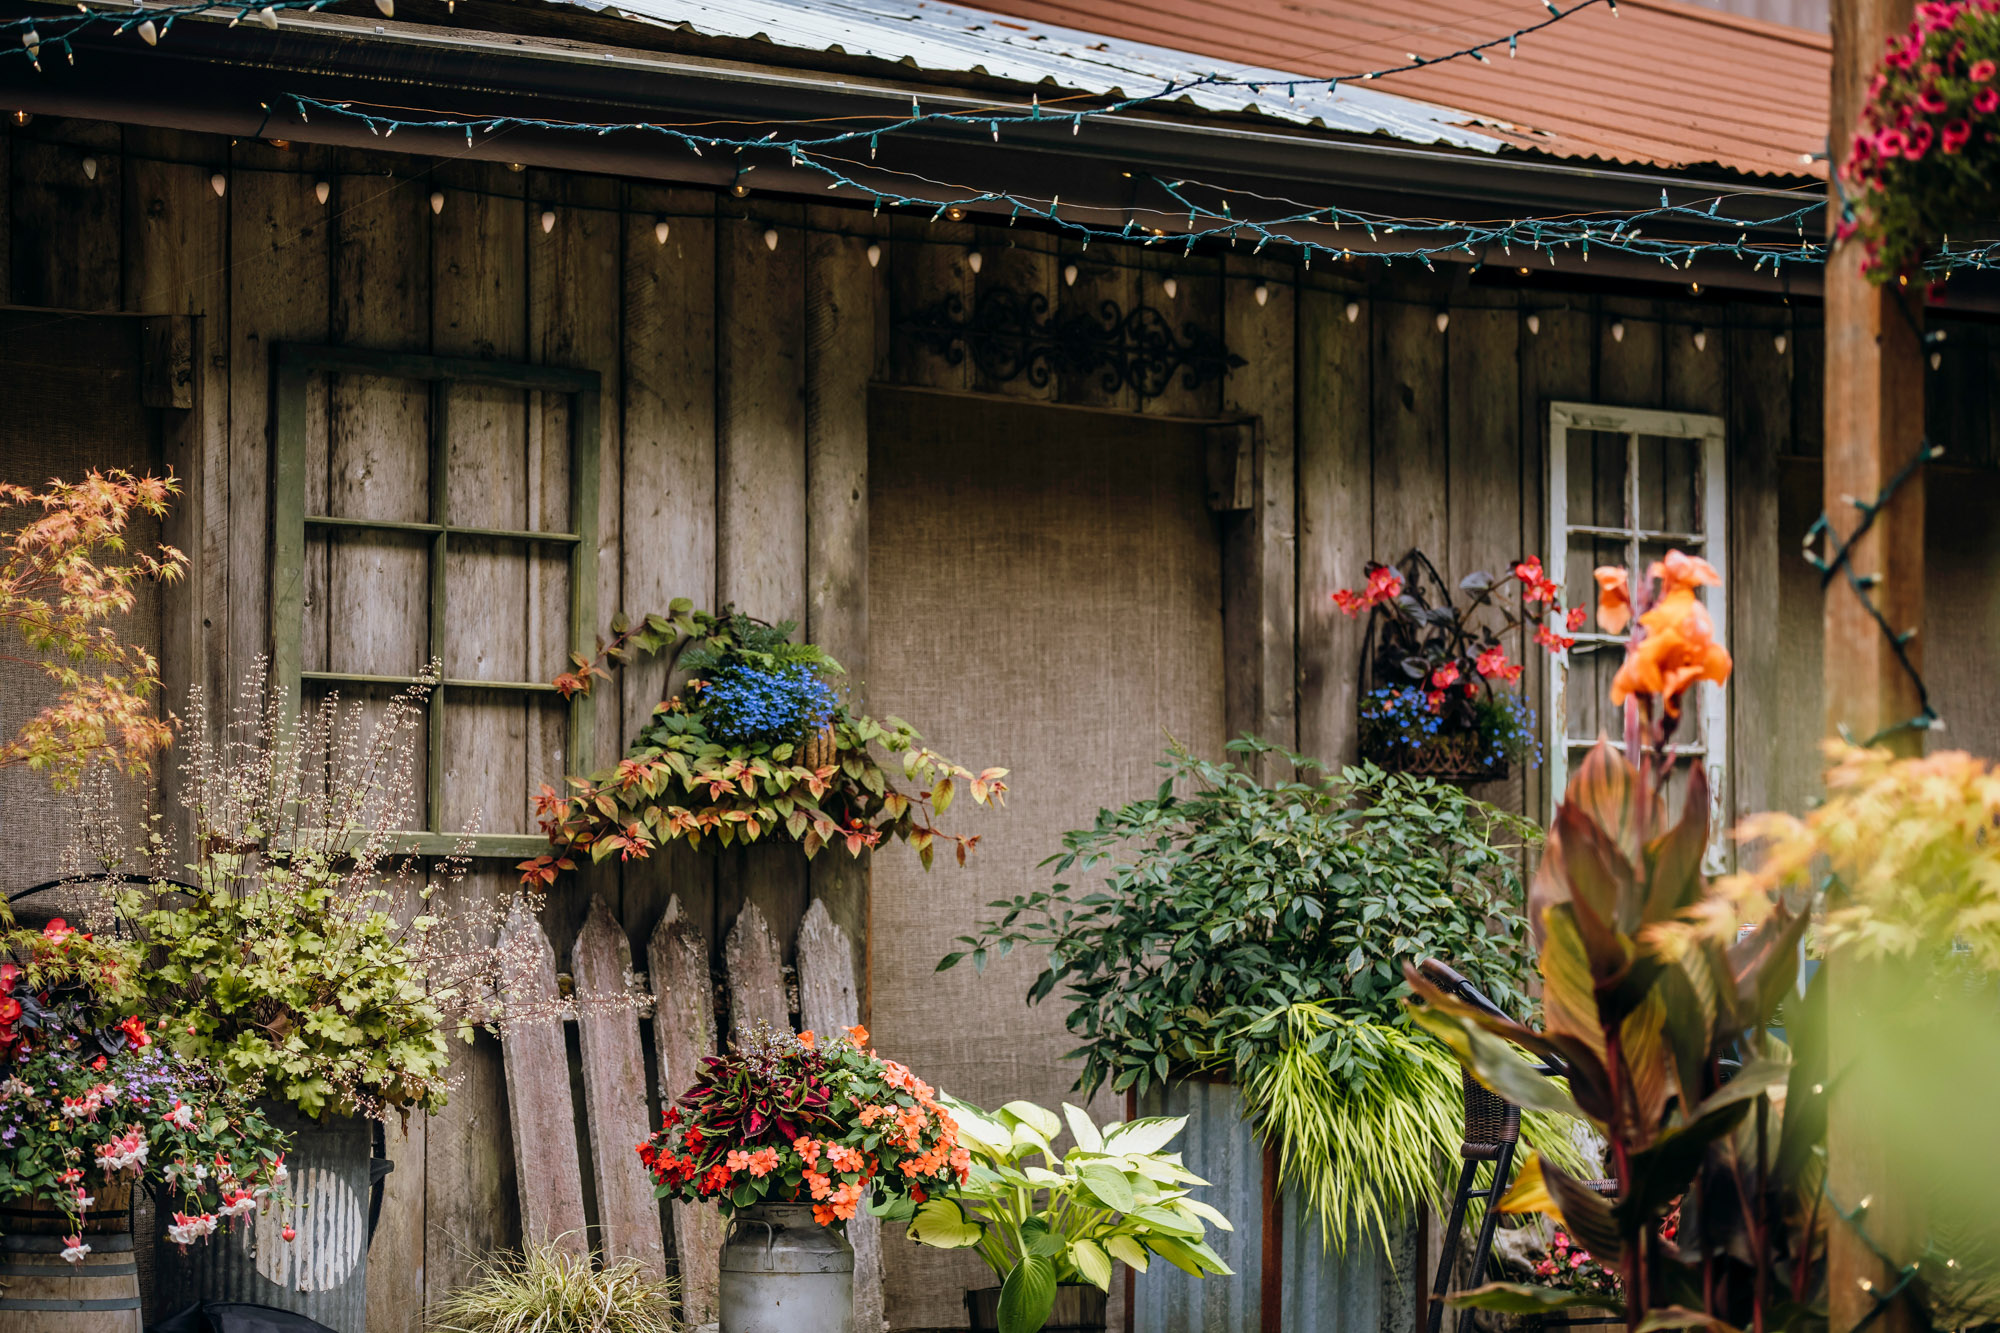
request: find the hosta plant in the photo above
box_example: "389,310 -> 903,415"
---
898,1098 -> 1231,1333
638,1023 -> 967,1227
1839,0 -> 2000,281
524,601 -> 1005,884
1408,551 -> 1828,1333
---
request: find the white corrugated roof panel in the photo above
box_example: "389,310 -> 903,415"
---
558,0 -> 1508,152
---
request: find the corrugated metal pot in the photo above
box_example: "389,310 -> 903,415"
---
719,1203 -> 854,1333
965,1284 -> 1108,1332
152,1103 -> 370,1333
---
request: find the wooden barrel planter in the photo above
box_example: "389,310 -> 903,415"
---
0,1181 -> 142,1332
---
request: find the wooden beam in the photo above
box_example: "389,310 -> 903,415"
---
1825,0 -> 1925,1328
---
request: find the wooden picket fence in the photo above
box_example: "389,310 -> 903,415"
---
497,894 -> 882,1331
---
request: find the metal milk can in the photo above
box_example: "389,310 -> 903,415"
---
719,1203 -> 855,1333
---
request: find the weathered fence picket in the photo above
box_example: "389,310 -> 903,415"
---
496,901 -> 590,1254
649,895 -> 725,1325
572,895 -> 669,1280
798,899 -> 886,1333
724,900 -> 788,1044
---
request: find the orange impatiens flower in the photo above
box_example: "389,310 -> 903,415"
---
1594,567 -> 1632,634
1611,588 -> 1732,717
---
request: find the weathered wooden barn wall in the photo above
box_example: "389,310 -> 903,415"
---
6,111 -> 1998,1332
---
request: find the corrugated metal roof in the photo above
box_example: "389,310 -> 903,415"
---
958,0 -> 1831,176
565,0 -> 1512,153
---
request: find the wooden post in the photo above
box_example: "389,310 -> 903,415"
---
1825,0 -> 1924,1327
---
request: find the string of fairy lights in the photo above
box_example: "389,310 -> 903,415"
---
7,0 -> 2000,283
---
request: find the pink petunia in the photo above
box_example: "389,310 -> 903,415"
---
1944,119 -> 1974,151
1977,87 -> 1999,112
1908,122 -> 1937,157
1918,87 -> 1950,113
1974,58 -> 1998,80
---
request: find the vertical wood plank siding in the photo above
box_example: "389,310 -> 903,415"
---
3,116 -> 1873,1329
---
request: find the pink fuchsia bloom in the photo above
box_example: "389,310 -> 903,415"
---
167,1100 -> 197,1130
60,1237 -> 90,1264
166,1212 -> 218,1246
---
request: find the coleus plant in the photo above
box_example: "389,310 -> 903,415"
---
522,601 -> 1006,885
637,1023 -> 967,1228
1407,551 -> 1829,1333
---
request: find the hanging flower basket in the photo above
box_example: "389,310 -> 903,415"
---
1840,0 -> 2000,281
1334,550 -> 1572,786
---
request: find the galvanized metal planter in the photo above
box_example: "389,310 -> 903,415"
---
719,1203 -> 854,1333
151,1106 -> 371,1333
1132,1081 -> 1419,1333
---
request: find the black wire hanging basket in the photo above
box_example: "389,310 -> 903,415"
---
1354,550 -> 1511,787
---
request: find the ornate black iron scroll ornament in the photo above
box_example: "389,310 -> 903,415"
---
896,286 -> 1245,399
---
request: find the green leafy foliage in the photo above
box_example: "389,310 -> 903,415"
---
893,1097 -> 1231,1333
942,737 -> 1537,1101
1237,1002 -> 1587,1255
525,602 -> 1005,884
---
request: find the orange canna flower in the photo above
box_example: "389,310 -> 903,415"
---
1649,550 -> 1721,596
1594,567 -> 1632,635
1611,590 -> 1732,716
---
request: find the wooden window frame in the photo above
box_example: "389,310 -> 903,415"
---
1546,401 -> 1729,860
269,343 -> 601,858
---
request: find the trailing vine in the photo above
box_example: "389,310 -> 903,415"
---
520,601 -> 1007,885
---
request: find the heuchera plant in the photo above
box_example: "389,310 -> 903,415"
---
0,914 -> 292,1255
1333,551 -> 1574,768
638,1024 -> 968,1228
524,602 -> 1005,885
1840,0 -> 2000,280
1409,552 -> 1830,1333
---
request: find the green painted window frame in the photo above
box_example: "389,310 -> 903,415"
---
269,343 -> 600,858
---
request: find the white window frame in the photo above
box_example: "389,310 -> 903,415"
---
1546,402 -> 1729,860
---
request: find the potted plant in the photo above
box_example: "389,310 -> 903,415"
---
522,601 -> 1006,885
1331,551 -> 1574,782
0,910 -> 291,1327
943,740 -> 1582,1259
894,1097 -> 1231,1333
87,666 -> 533,1331
427,1237 -> 679,1333
637,1022 -> 966,1333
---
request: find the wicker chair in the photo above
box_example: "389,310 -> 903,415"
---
1417,958 -> 1617,1333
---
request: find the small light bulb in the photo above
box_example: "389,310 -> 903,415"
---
210,172 -> 227,198
82,156 -> 98,181
1063,264 -> 1078,287
539,208 -> 555,234
8,110 -> 32,128
866,243 -> 881,268
1518,266 -> 1530,275
1693,328 -> 1708,352
1435,310 -> 1450,334
429,190 -> 445,216
731,181 -> 750,198
375,0 -> 393,14
966,250 -> 983,274
314,179 -> 331,204
654,217 -> 671,246
1344,301 -> 1360,324
763,228 -> 779,252
506,162 -> 526,173
1611,320 -> 1626,343
1253,283 -> 1269,307
1931,350 -> 1942,370
255,6 -> 276,27
137,18 -> 158,43
1527,314 -> 1541,335
945,206 -> 966,222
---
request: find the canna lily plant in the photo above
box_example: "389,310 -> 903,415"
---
1407,551 -> 1827,1333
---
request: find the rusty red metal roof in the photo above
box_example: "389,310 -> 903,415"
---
959,0 -> 1831,177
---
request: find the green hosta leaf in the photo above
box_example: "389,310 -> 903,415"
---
1105,1233 -> 1150,1273
997,1255 -> 1058,1333
908,1199 -> 983,1249
1071,1238 -> 1113,1291
1001,1101 -> 1062,1140
1447,1283 -> 1625,1316
1079,1163 -> 1135,1213
1100,1116 -> 1184,1157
